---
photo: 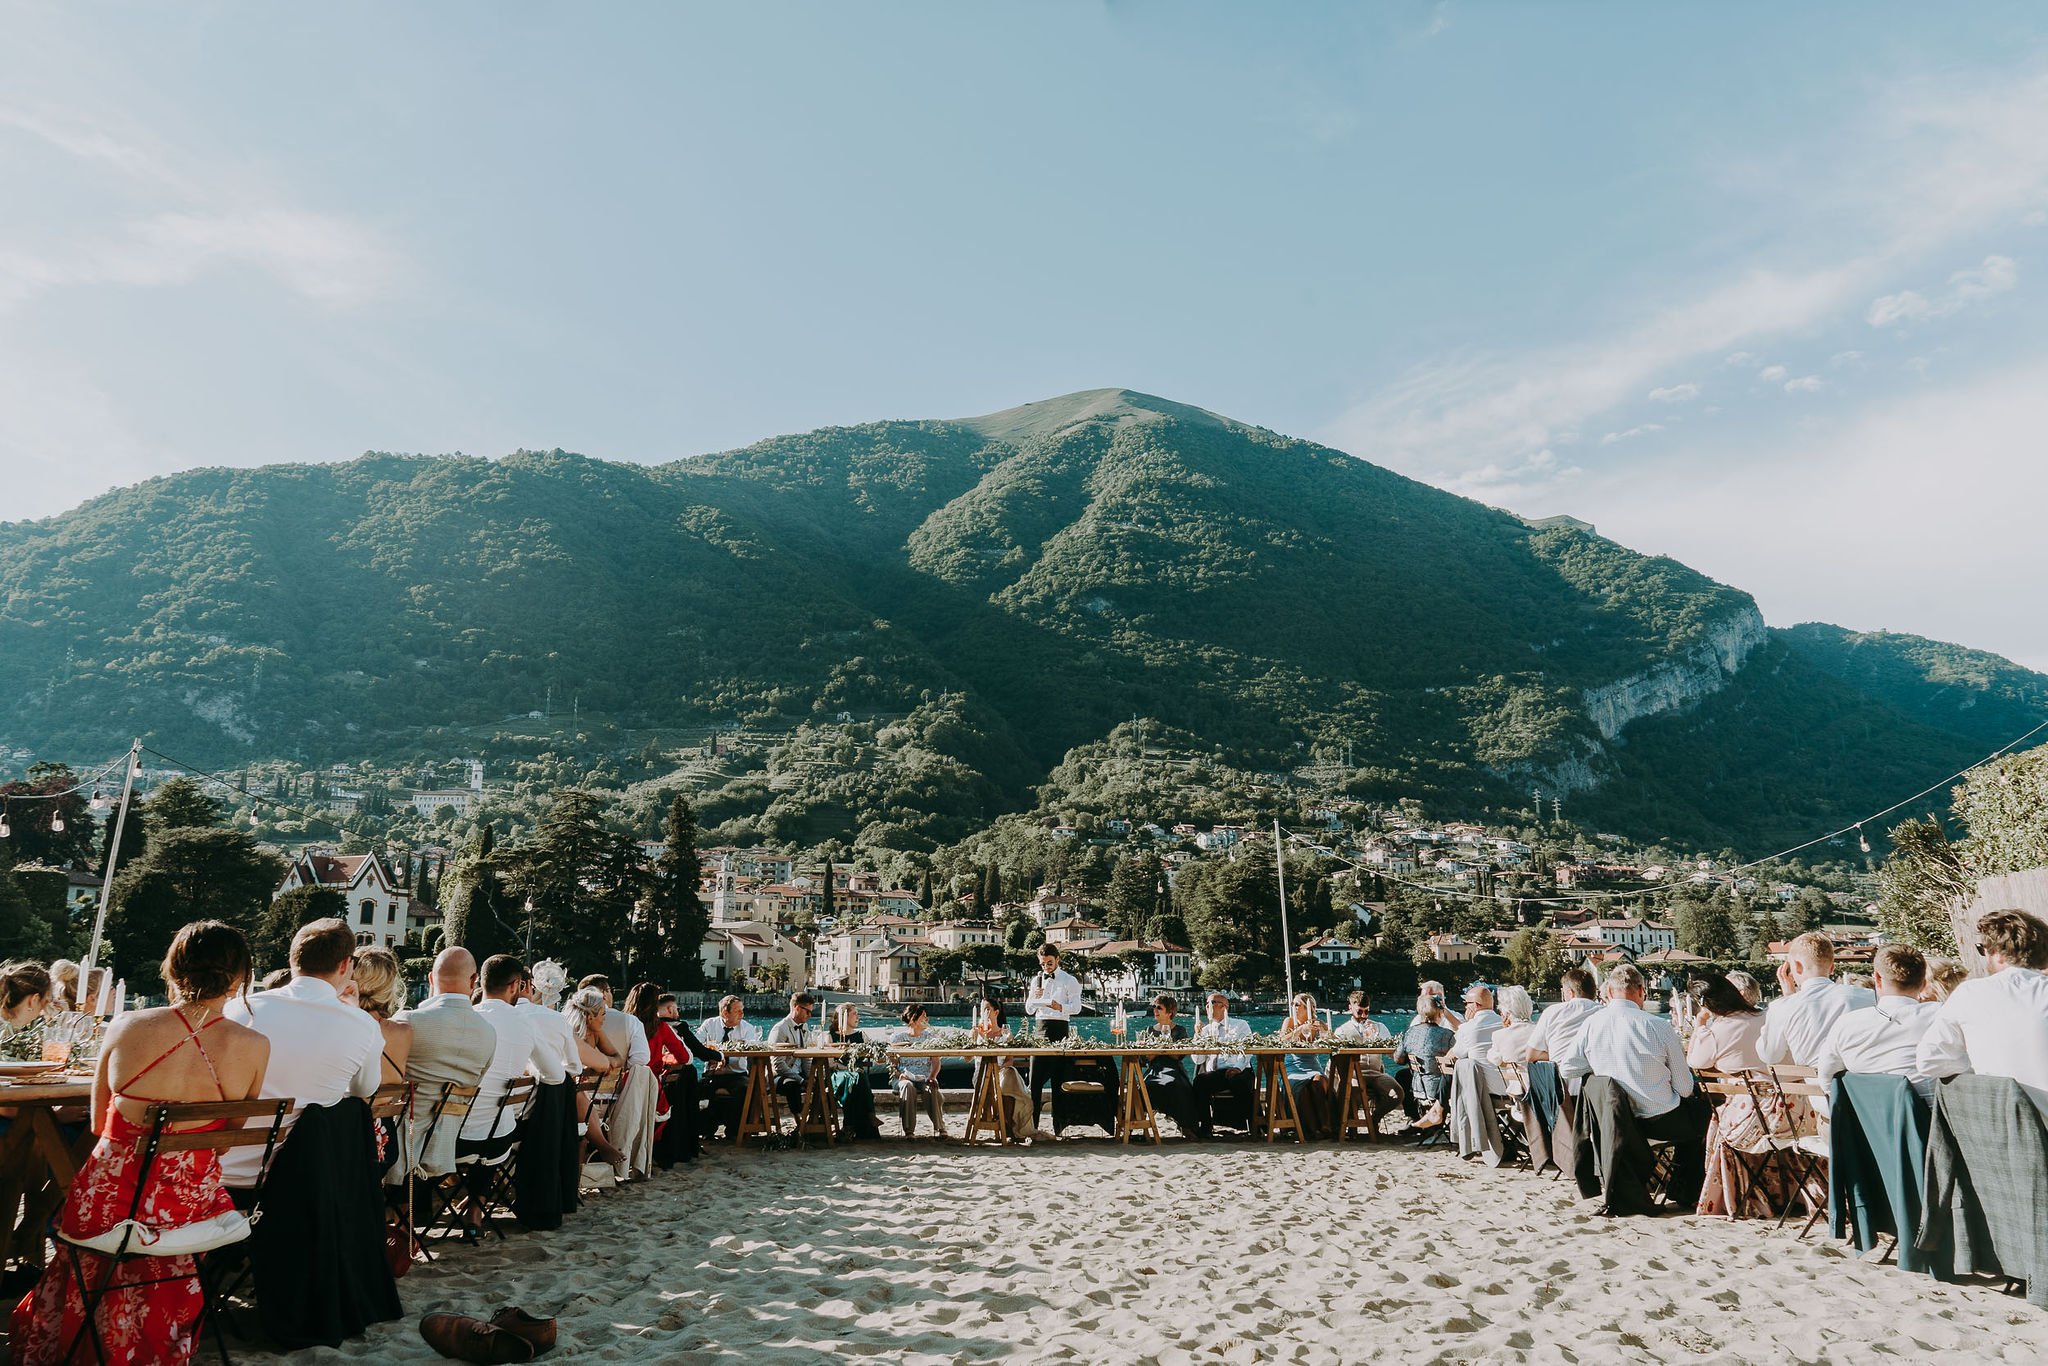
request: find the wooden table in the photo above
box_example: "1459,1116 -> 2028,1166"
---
0,1077 -> 94,1268
888,1046 -> 1396,1147
725,1049 -> 846,1146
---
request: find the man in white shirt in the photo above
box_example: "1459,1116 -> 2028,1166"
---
697,994 -> 760,1139
1450,983 -> 1503,1068
393,947 -> 496,1177
1526,967 -> 1601,1075
1760,932 -> 1877,1069
221,918 -> 382,1187
1191,991 -> 1255,1138
1917,909 -> 2048,1093
467,955 -> 560,1148
1559,963 -> 1710,1209
1815,945 -> 1940,1083
765,991 -> 820,1118
513,973 -> 577,1083
1332,991 -> 1403,1126
1024,944 -> 1083,1129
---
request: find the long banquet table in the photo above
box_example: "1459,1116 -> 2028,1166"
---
715,1045 -> 1399,1148
0,1077 -> 94,1268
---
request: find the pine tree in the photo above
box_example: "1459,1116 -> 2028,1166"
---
644,795 -> 710,988
978,864 -> 1001,917
917,869 -> 934,911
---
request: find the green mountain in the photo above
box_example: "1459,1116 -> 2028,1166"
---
1,388 -> 2039,853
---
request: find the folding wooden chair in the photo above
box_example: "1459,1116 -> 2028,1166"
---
458,1077 -> 535,1238
1764,1066 -> 1831,1236
1696,1071 -> 1769,1215
1490,1061 -> 1529,1166
578,1070 -> 628,1186
408,1083 -> 479,1260
59,1097 -> 292,1366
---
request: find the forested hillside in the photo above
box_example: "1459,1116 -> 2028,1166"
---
1,389 -> 2040,853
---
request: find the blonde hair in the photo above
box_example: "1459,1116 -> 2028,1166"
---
1925,957 -> 1970,1001
566,986 -> 608,1021
351,946 -> 406,1018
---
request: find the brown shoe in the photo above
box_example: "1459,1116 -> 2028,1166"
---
420,1312 -> 536,1364
489,1306 -> 558,1355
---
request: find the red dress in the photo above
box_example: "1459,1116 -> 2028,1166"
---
11,1013 -> 236,1366
648,1021 -> 691,1134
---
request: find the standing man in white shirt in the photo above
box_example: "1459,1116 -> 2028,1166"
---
1814,945 -> 1940,1082
1917,909 -> 2048,1093
1558,963 -> 1710,1210
1024,944 -> 1083,1130
1760,933 -> 1876,1068
221,918 -> 383,1188
697,995 -> 761,1139
1191,990 -> 1255,1138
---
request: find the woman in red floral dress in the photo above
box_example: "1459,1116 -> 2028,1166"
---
12,922 -> 270,1366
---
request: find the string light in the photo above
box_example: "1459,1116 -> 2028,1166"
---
88,788 -> 108,813
0,801 -> 9,839
49,812 -> 64,833
1856,823 -> 1872,855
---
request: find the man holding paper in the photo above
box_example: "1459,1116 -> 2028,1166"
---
1024,944 -> 1082,1130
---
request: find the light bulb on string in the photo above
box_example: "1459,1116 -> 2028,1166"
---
89,788 -> 108,813
50,812 -> 64,833
1856,823 -> 1871,855
0,802 -> 10,839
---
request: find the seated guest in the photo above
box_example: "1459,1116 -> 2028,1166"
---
0,960 -> 51,1035
1918,909 -> 2048,1092
12,922 -> 269,1366
221,918 -> 382,1189
766,991 -> 820,1122
968,996 -> 1030,1141
827,1002 -> 884,1141
1760,932 -> 1875,1069
1332,991 -> 1404,1126
578,975 -> 657,1178
1489,987 -> 1536,1067
696,995 -> 759,1139
1446,985 -> 1512,1162
563,988 -> 629,1170
1725,971 -> 1764,1009
464,955 -> 563,1225
1922,957 -> 1969,1003
1526,968 -> 1602,1069
1192,991 -> 1255,1137
891,1004 -> 948,1140
516,969 -> 580,1080
1560,963 -> 1710,1212
1395,992 -> 1458,1128
511,968 -> 582,1228
1332,991 -> 1391,1045
1278,993 -> 1333,1138
1138,993 -> 1196,1135
1816,945 -> 1938,1082
632,984 -> 707,1165
257,967 -> 292,992
393,948 -> 496,1179
349,946 -> 413,1086
1685,973 -> 1765,1075
1449,983 -> 1503,1068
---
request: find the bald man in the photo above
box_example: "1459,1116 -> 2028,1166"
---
394,947 -> 499,1177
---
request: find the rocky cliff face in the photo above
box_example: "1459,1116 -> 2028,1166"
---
1580,606 -> 1769,742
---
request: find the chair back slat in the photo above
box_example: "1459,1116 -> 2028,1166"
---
369,1082 -> 412,1121
131,1099 -> 293,1158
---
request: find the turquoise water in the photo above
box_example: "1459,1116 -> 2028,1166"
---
752,1012 -> 1414,1040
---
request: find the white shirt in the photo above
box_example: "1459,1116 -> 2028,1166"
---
513,998 -> 575,1083
614,1009 -> 651,1069
766,1014 -> 820,1078
468,998 -> 553,1140
1025,968 -> 1082,1023
1916,967 -> 2048,1093
221,974 -> 382,1185
1814,997 -> 1941,1080
1452,1008 -> 1502,1064
700,1017 -> 761,1073
1527,997 -> 1600,1062
1558,999 -> 1694,1119
1194,1014 -> 1253,1071
1760,976 -> 1876,1068
1332,1016 -> 1391,1044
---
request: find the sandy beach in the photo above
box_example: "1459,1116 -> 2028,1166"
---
238,1123 -> 2048,1366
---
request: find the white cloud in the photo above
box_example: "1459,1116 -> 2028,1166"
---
1320,64 -> 2048,491
1784,375 -> 1822,393
1829,350 -> 1864,366
1757,364 -> 1788,383
1600,423 -> 1664,445
1646,383 -> 1700,403
1868,253 -> 2018,327
1559,357 -> 2048,672
1435,446 -> 1583,500
1724,351 -> 1756,367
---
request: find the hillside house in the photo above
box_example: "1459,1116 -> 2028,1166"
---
275,851 -> 412,949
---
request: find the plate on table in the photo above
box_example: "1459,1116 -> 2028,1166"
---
0,1060 -> 67,1080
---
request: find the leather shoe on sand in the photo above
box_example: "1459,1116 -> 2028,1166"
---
420,1312 -> 536,1363
489,1306 -> 558,1354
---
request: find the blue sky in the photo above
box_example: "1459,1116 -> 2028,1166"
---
3,1 -> 2046,669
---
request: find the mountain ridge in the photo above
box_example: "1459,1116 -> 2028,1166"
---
0,389 -> 2040,855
